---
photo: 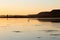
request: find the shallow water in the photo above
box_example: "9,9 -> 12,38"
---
0,18 -> 60,40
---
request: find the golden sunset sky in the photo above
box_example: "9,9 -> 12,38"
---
0,0 -> 60,15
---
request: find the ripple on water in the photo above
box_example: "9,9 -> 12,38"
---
12,31 -> 22,33
40,30 -> 59,33
50,34 -> 60,36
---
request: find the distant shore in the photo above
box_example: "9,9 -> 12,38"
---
0,9 -> 60,18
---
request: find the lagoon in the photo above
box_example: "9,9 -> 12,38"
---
0,18 -> 60,40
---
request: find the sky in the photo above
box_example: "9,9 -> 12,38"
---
0,0 -> 60,15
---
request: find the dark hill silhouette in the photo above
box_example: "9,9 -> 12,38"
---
36,12 -> 50,18
36,9 -> 60,18
50,9 -> 60,17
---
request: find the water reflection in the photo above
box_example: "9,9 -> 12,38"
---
52,23 -> 60,28
0,18 -> 60,40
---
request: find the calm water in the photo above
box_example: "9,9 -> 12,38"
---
0,18 -> 60,40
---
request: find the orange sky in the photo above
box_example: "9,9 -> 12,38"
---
0,0 -> 60,15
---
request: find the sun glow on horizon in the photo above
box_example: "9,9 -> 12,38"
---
0,0 -> 60,15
